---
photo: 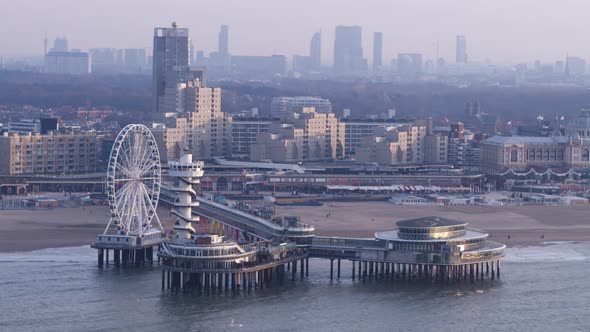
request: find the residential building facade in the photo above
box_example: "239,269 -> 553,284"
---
0,131 -> 99,175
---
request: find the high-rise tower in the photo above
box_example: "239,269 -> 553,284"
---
373,32 -> 383,71
152,22 -> 198,113
456,35 -> 468,64
333,25 -> 365,74
218,25 -> 229,56
310,31 -> 321,70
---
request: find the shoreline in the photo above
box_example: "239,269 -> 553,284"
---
2,201 -> 590,253
1,240 -> 589,256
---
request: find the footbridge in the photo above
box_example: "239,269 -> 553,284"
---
160,190 -> 315,243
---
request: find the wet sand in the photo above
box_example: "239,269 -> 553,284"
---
2,202 -> 590,252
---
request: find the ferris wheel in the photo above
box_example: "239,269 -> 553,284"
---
104,124 -> 163,236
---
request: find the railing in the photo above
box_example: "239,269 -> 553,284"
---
161,253 -> 308,273
311,236 -> 381,248
196,197 -> 284,231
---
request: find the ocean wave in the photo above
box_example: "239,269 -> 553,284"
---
0,245 -> 94,263
504,242 -> 589,263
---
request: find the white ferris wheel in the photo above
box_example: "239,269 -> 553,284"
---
104,124 -> 163,236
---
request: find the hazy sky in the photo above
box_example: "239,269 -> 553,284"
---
3,0 -> 590,64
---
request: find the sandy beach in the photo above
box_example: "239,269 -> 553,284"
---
1,201 -> 590,252
276,202 -> 590,247
0,205 -> 175,253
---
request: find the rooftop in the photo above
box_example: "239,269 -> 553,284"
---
396,216 -> 467,228
375,228 -> 488,242
483,135 -> 569,145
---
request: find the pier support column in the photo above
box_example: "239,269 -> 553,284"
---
301,259 -> 305,280
491,261 -> 495,280
402,264 -> 406,280
497,260 -> 500,278
363,261 -> 368,280
114,249 -> 120,266
106,249 -> 109,265
480,263 -> 484,279
337,259 -> 341,279
330,259 -> 334,281
161,270 -> 165,290
98,249 -> 104,268
352,260 -> 356,280
486,262 -> 489,275
369,262 -> 374,279
385,263 -> 390,279
306,258 -> 309,277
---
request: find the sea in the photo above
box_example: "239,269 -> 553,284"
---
0,242 -> 589,332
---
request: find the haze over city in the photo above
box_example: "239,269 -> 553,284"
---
3,0 -> 590,63
3,2 -> 590,331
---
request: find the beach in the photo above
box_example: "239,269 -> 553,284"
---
0,205 -> 174,252
275,202 -> 590,246
1,201 -> 590,252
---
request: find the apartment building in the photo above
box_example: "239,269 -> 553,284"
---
0,131 -> 99,175
152,80 -> 231,162
231,118 -> 272,160
249,107 -> 343,162
355,125 -> 429,165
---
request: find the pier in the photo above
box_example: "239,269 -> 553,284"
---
309,216 -> 504,282
91,125 -> 506,294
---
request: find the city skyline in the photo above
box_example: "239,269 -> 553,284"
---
3,0 -> 590,64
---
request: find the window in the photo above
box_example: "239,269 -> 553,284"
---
510,149 -> 518,162
582,149 -> 589,162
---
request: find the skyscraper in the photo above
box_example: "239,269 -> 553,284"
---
456,35 -> 468,64
218,25 -> 229,56
333,25 -> 365,74
373,32 -> 383,71
152,23 -> 198,113
310,31 -> 321,70
52,37 -> 68,52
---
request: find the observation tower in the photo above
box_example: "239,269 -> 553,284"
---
159,152 -> 308,293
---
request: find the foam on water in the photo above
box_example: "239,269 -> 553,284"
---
504,241 -> 589,263
0,245 -> 93,263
